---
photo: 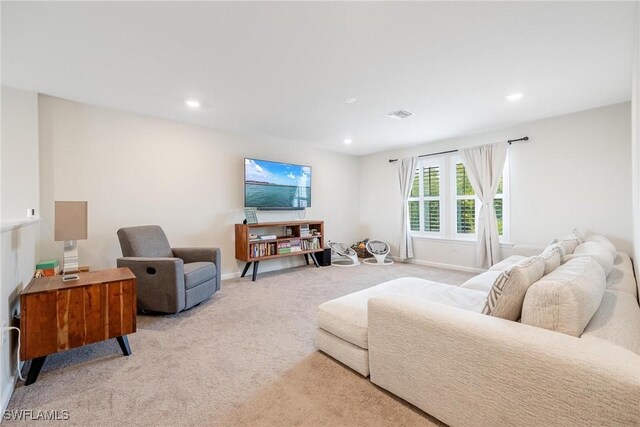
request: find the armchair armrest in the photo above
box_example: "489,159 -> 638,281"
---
117,257 -> 186,313
367,295 -> 640,427
172,247 -> 221,291
171,247 -> 220,265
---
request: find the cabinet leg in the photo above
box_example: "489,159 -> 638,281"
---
116,336 -> 132,356
304,254 -> 310,265
252,261 -> 260,282
310,253 -> 319,268
241,262 -> 252,278
25,356 -> 47,386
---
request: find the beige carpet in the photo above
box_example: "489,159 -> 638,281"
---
6,262 -> 473,426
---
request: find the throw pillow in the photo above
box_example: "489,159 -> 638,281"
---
557,232 -> 581,255
482,256 -> 545,321
547,239 -> 566,256
585,234 -> 617,258
572,228 -> 586,244
539,245 -> 562,275
522,257 -> 606,337
562,241 -> 615,276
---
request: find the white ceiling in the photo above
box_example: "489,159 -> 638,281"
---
2,2 -> 637,155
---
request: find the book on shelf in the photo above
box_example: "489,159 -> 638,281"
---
250,242 -> 277,258
301,237 -> 320,251
259,234 -> 277,240
290,238 -> 302,252
277,241 -> 291,254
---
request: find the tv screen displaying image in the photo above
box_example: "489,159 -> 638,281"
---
244,158 -> 311,209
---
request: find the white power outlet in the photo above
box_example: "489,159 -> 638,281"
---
1,321 -> 8,346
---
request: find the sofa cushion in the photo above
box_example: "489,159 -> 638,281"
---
488,255 -> 527,272
586,234 -> 617,258
522,257 -> 606,337
581,290 -> 640,355
460,270 -> 503,292
482,256 -> 545,320
562,241 -> 614,276
184,262 -> 216,290
317,277 -> 487,349
606,252 -> 638,298
539,244 -> 562,275
555,231 -> 581,255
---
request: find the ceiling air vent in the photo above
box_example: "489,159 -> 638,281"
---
386,109 -> 414,120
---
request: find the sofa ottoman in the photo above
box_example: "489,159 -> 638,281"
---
316,277 -> 487,376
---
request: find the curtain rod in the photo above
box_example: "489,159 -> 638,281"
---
387,136 -> 529,163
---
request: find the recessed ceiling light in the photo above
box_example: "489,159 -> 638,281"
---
345,97 -> 357,104
185,99 -> 201,108
344,138 -> 353,145
506,93 -> 523,101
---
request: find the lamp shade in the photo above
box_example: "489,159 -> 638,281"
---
54,201 -> 88,241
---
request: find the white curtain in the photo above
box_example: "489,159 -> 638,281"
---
459,143 -> 507,268
398,156 -> 418,260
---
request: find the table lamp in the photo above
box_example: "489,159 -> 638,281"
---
54,201 -> 88,281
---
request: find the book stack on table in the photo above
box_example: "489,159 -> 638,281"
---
35,260 -> 60,277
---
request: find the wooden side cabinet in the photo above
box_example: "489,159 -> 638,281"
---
20,268 -> 137,385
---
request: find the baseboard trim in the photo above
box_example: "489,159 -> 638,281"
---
221,272 -> 241,281
393,257 -> 486,274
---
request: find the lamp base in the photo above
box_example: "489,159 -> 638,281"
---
63,240 -> 80,277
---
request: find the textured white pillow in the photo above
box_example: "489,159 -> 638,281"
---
558,231 -> 581,255
539,245 -> 562,275
585,234 -> 617,258
483,256 -> 545,321
572,228 -> 586,243
522,257 -> 606,337
563,241 -> 615,276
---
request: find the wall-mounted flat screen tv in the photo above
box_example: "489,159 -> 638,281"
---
244,158 -> 311,210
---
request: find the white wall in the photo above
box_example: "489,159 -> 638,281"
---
0,87 -> 40,412
1,87 -> 39,220
359,102 -> 632,270
37,95 -> 360,277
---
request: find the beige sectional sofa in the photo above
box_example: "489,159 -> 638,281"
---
316,239 -> 640,426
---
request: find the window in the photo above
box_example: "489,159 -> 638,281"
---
494,175 -> 504,235
455,162 -> 475,235
408,161 -> 442,234
408,153 -> 509,242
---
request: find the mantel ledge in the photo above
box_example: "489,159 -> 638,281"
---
1,218 -> 41,233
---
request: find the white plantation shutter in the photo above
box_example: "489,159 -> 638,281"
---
422,165 -> 440,232
455,162 -> 476,234
407,161 -> 442,234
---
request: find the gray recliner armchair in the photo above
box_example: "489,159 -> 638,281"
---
116,225 -> 221,314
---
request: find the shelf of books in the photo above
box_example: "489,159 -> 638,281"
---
235,220 -> 324,262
